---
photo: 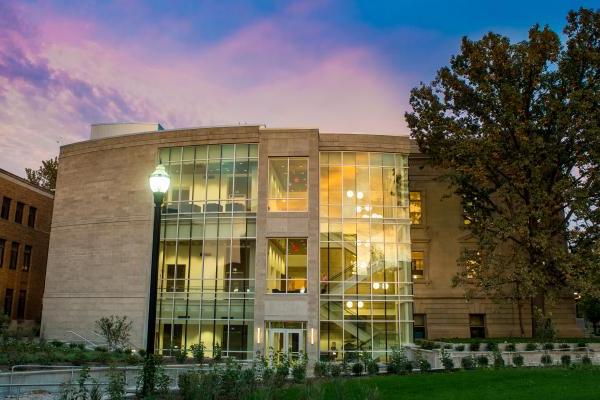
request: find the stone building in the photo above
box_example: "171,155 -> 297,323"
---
41,124 -> 580,361
0,168 -> 54,323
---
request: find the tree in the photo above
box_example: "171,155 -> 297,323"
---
25,157 -> 58,191
94,315 -> 133,351
405,8 -> 600,336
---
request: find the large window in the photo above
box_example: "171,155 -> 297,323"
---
9,242 -> 19,270
319,151 -> 412,362
156,144 -> 257,359
1,197 -> 10,220
28,207 -> 37,228
23,245 -> 32,272
267,238 -> 308,294
409,192 -> 422,225
411,251 -> 424,280
268,158 -> 308,212
0,239 -> 5,268
469,314 -> 486,338
3,288 -> 13,317
15,202 -> 24,224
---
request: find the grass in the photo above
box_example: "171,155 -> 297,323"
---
274,368 -> 600,400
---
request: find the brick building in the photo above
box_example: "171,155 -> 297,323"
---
0,168 -> 54,323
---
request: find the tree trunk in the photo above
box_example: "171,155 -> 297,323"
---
517,299 -> 525,337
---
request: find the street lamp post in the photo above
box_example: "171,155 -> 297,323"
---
147,164 -> 170,355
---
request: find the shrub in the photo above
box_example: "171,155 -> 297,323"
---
505,343 -> 516,352
51,340 -> 64,348
173,348 -> 187,364
94,346 -> 108,352
274,352 -> 290,384
541,354 -> 553,366
461,356 -> 476,370
582,355 -> 592,365
387,347 -> 412,375
543,343 -> 555,351
365,358 -> 379,375
443,344 -> 453,349
418,358 -> 431,372
454,344 -> 465,351
94,316 -> 133,351
492,351 -> 505,368
291,353 -> 308,383
190,342 -> 205,364
440,348 -> 454,370
418,340 -> 438,350
213,343 -> 223,362
330,363 -> 342,377
512,354 -> 524,367
576,342 -> 587,350
352,362 -> 364,376
107,365 -> 126,400
469,342 -> 481,351
525,343 -> 538,351
476,355 -> 489,367
486,342 -> 498,352
136,354 -> 171,397
314,361 -> 330,378
559,343 -> 570,351
69,343 -> 78,349
178,370 -> 202,400
561,354 -> 571,366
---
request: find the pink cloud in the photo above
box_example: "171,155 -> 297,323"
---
0,1 -> 410,177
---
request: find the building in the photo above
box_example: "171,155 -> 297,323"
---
0,168 -> 54,324
41,124 -> 581,362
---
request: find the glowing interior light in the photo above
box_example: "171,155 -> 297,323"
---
357,301 -> 364,308
373,282 -> 380,290
384,282 -> 389,290
346,301 -> 353,308
364,205 -> 371,211
356,206 -> 362,212
357,191 -> 364,199
346,190 -> 354,198
300,287 -> 306,293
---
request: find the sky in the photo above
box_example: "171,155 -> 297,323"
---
1,0 -> 598,177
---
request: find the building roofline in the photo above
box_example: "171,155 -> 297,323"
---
0,167 -> 55,198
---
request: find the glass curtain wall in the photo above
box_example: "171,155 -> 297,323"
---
319,151 -> 413,362
156,144 -> 258,359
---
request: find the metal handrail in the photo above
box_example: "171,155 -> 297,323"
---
66,331 -> 98,348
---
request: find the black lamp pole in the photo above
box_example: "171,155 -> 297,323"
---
146,192 -> 164,355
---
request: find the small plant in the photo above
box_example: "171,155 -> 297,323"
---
414,351 -> 431,372
454,344 -> 465,351
576,342 -> 587,350
505,343 -> 516,352
440,348 -> 454,370
443,344 -> 453,349
469,342 -> 481,351
89,380 -> 102,400
582,355 -> 592,365
559,343 -> 570,351
314,361 -> 330,378
512,354 -> 524,367
173,347 -> 187,363
94,316 -> 133,351
352,361 -> 364,376
364,357 -> 379,375
387,347 -> 413,375
136,354 -> 171,397
190,342 -> 205,364
476,355 -> 489,367
543,343 -> 555,351
274,351 -> 290,384
461,356 -> 476,370
492,350 -> 505,368
541,354 -> 553,366
107,364 -> 126,400
94,346 -> 108,352
330,363 -> 342,377
418,340 -> 438,350
213,343 -> 223,362
291,352 -> 308,383
525,343 -> 538,351
51,340 -> 64,348
561,354 -> 571,366
485,342 -> 498,352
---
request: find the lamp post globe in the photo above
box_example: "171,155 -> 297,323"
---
149,164 -> 170,203
146,164 -> 170,358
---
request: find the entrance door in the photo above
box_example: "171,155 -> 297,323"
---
268,328 -> 305,360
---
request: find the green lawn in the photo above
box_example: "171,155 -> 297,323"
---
275,368 -> 600,400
